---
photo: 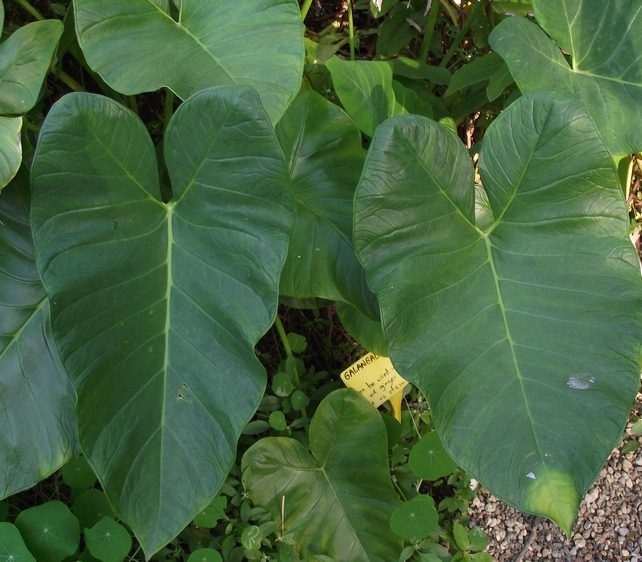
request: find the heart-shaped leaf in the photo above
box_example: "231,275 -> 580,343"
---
326,57 -> 404,137
31,86 -> 292,556
74,0 -> 304,123
0,170 -> 77,499
242,389 -> 402,561
0,18 -> 63,189
354,91 -> 642,533
277,89 -> 377,317
0,19 -> 63,115
490,0 -> 642,156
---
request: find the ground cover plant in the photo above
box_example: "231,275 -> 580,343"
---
0,0 -> 641,560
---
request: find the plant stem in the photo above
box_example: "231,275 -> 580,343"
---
15,0 -> 45,21
625,154 -> 635,200
420,0 -> 441,62
300,0 -> 313,20
127,95 -> 139,114
439,0 -> 482,68
347,0 -> 356,61
274,315 -> 293,357
54,69 -> 85,93
404,396 -> 422,439
163,90 -> 175,130
439,0 -> 459,25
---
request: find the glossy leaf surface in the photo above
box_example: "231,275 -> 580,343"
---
15,501 -> 80,562
277,89 -> 376,317
0,171 -> 77,499
0,523 -> 35,562
242,389 -> 402,561
490,0 -> 642,156
74,0 -> 304,122
354,92 -> 642,532
31,87 -> 291,555
0,116 -> 22,190
0,19 -> 63,115
335,301 -> 387,356
326,57 -> 407,137
85,517 -> 132,562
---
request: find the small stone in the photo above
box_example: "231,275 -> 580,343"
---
575,538 -> 586,549
622,550 -> 630,558
623,459 -> 633,471
619,527 -> 630,537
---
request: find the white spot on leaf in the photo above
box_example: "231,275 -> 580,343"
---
566,373 -> 595,390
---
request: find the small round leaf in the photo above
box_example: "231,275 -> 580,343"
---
240,525 -> 262,550
272,372 -> 295,397
0,522 -> 36,562
408,431 -> 457,481
389,496 -> 439,540
286,332 -> 307,354
85,517 -> 131,562
187,548 -> 223,562
15,501 -> 80,562
62,457 -> 97,489
268,411 -> 288,431
290,390 -> 310,411
72,490 -> 115,529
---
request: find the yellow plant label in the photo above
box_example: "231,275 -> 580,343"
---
340,353 -> 408,421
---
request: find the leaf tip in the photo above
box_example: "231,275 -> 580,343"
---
524,466 -> 579,536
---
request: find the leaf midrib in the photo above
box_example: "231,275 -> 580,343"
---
0,296 -> 47,364
143,0 -> 236,85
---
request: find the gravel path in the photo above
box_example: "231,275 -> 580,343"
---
468,391 -> 642,561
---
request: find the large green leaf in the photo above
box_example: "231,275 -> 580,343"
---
335,301 -> 387,356
31,87 -> 292,556
0,17 -> 63,189
326,57 -> 406,137
0,19 -> 63,115
276,89 -> 377,318
0,117 -> 22,190
242,389 -> 402,561
490,0 -> 642,156
74,0 -> 304,123
0,170 -> 77,499
353,91 -> 642,533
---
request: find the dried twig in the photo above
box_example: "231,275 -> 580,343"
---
512,516 -> 542,562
